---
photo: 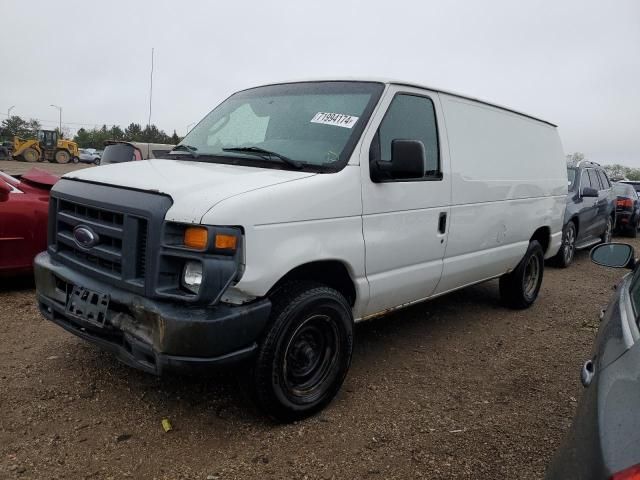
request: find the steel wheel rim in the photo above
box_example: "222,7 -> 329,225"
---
523,254 -> 540,300
564,226 -> 575,264
282,314 -> 340,404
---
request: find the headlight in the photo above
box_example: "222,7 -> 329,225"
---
182,261 -> 203,294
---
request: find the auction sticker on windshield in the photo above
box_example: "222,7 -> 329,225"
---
311,112 -> 359,129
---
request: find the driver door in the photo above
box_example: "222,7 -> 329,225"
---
359,86 -> 451,317
577,169 -> 598,241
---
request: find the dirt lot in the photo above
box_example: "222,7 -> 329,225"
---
0,159 -> 90,177
1,232 -> 636,479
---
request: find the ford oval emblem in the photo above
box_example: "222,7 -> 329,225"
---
73,225 -> 99,249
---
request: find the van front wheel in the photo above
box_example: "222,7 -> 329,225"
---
499,240 -> 544,309
252,282 -> 353,422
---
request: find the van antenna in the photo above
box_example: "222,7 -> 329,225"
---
147,47 -> 154,158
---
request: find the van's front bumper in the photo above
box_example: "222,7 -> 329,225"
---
34,252 -> 271,375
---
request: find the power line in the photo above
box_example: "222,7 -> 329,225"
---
0,111 -> 121,127
0,111 -> 171,129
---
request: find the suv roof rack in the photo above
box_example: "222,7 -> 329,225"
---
576,160 -> 601,167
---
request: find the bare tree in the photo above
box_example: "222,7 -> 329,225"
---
566,152 -> 585,165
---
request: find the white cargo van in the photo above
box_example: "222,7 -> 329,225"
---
35,80 -> 567,421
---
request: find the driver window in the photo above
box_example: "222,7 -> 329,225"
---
376,94 -> 440,176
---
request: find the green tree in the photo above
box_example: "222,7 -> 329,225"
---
73,128 -> 92,148
142,124 -> 171,143
109,125 -> 124,141
1,115 -> 41,139
72,122 -> 178,147
124,123 -> 143,141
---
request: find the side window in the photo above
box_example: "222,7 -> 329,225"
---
376,93 -> 440,177
597,170 -> 611,189
580,170 -> 592,191
587,169 -> 601,190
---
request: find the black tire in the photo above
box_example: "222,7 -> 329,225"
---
252,282 -> 353,422
551,222 -> 576,268
94,158 -> 100,165
21,147 -> 39,162
601,217 -> 613,243
72,156 -> 79,164
500,240 -> 544,309
54,149 -> 71,164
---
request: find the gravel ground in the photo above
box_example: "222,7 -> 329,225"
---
1,237 -> 636,480
0,159 -> 90,176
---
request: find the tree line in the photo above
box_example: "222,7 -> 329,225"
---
73,124 -> 181,148
0,115 -> 181,148
567,152 -> 640,181
0,115 -> 42,139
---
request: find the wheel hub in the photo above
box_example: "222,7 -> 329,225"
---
523,255 -> 540,299
289,333 -> 322,377
282,313 -> 341,401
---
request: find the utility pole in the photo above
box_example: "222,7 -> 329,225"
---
148,47 -> 154,129
50,104 -> 62,134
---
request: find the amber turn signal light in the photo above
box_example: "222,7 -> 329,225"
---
215,234 -> 237,251
184,227 -> 208,249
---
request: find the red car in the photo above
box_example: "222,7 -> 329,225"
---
0,168 -> 58,276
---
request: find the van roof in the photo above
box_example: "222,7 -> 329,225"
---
246,78 -> 558,128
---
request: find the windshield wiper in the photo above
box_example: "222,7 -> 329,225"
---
171,144 -> 199,158
222,146 -> 303,169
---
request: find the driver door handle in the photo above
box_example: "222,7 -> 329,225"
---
438,212 -> 447,234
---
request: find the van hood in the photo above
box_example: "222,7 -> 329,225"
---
63,159 -> 316,223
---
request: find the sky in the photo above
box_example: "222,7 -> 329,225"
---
1,0 -> 639,166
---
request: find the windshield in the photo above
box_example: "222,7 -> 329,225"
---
567,167 -> 577,191
176,81 -> 384,171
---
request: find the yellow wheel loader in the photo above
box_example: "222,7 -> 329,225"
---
12,136 -> 41,162
12,130 -> 79,164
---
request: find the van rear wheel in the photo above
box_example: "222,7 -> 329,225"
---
252,282 -> 353,422
499,240 -> 544,309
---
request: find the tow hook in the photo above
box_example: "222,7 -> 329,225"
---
581,359 -> 595,387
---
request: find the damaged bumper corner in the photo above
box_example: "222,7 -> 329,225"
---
34,252 -> 271,375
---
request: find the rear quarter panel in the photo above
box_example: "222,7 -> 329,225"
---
435,94 -> 566,294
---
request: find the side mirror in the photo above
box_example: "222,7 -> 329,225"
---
582,187 -> 599,198
0,180 -> 11,202
375,139 -> 426,180
591,243 -> 636,269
